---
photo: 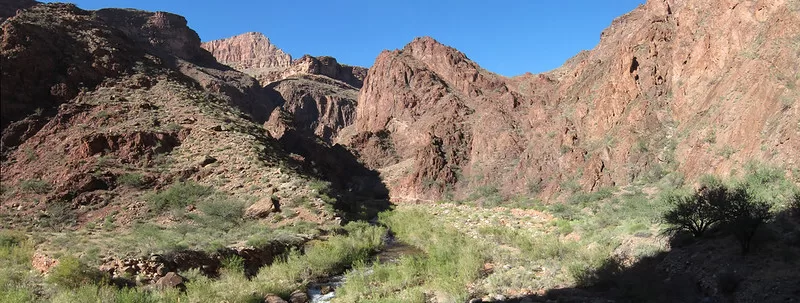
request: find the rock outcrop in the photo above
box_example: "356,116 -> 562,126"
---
347,0 -> 800,201
202,32 -> 291,71
283,55 -> 367,89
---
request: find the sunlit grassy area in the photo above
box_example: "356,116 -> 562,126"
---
0,222 -> 386,302
3,163 -> 798,302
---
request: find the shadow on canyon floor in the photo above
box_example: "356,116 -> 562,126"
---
498,209 -> 800,303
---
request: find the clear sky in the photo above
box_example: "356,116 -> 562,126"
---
51,0 -> 645,76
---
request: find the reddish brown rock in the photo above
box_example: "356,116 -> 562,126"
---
264,75 -> 359,143
202,32 -> 291,72
348,0 -> 800,201
154,272 -> 184,289
202,33 -> 367,144
288,290 -> 309,303
283,55 -> 367,88
0,3 -> 317,230
244,196 -> 279,219
264,294 -> 288,303
31,252 -> 58,274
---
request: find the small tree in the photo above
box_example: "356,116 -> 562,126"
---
662,185 -> 726,238
722,186 -> 772,255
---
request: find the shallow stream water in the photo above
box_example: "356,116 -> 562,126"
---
306,233 -> 423,302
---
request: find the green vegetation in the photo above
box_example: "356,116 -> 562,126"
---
1,230 -> 41,303
46,256 -> 105,289
19,179 -> 52,194
253,222 -> 386,298
723,187 -> 771,254
790,192 -> 800,218
336,210 -> 486,302
117,172 -> 146,188
662,163 -> 797,254
146,181 -> 214,212
4,161 -> 798,302
662,185 -> 725,237
1,223 -> 385,302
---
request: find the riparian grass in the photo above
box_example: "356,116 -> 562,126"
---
335,209 -> 486,303
2,222 -> 386,302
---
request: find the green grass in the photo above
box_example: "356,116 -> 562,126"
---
9,162 -> 796,302
1,222 -> 386,302
1,230 -> 43,303
335,209 -> 486,302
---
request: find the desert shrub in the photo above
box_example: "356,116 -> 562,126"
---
740,162 -> 798,203
788,192 -> 800,218
197,193 -> 247,222
721,186 -> 773,254
308,180 -> 332,194
147,181 -> 214,212
662,185 -> 727,237
47,255 -> 106,289
549,203 -> 579,220
1,230 -> 40,300
41,202 -> 77,229
1,289 -> 37,303
117,172 -> 146,188
662,178 -> 777,254
19,178 -> 52,194
0,230 -> 28,251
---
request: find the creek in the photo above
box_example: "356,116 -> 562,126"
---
307,232 -> 423,303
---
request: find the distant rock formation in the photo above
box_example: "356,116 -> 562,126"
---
201,32 -> 292,71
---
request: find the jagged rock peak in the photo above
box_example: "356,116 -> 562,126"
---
201,32 -> 292,70
399,36 -> 472,64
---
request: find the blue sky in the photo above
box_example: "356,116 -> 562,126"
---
53,0 -> 645,76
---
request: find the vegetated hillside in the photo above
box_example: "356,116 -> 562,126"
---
0,2 -> 352,245
342,0 -> 800,202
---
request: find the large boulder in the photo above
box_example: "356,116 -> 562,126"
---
154,272 -> 185,290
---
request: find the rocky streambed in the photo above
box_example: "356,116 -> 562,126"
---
307,232 -> 424,303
